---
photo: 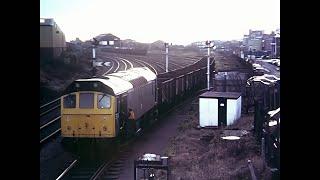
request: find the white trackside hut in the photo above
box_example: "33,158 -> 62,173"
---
199,91 -> 242,127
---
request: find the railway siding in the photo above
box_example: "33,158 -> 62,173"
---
40,51 -> 254,180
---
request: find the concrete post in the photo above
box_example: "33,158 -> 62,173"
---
165,43 -> 169,72
206,41 -> 211,91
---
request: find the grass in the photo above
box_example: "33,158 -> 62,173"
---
162,99 -> 271,180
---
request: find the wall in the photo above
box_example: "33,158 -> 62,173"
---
248,39 -> 262,51
199,98 -> 218,127
226,99 -> 237,125
226,96 -> 242,125
40,26 -> 53,47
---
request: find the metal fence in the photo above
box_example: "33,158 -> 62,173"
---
250,82 -> 280,178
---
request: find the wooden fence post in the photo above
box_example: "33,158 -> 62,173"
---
261,137 -> 265,168
248,160 -> 257,180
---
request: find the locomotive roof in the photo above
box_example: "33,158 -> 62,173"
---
106,67 -> 156,82
77,76 -> 133,95
63,67 -> 156,96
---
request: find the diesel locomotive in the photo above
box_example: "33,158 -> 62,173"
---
61,67 -> 157,144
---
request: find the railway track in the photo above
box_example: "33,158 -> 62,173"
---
118,58 -> 128,71
100,57 -> 115,75
154,62 -> 166,72
40,98 -> 62,145
103,52 -> 201,74
58,159 -> 106,180
133,58 -> 158,75
118,55 -> 164,74
40,116 -> 61,145
101,56 -> 133,75
118,57 -> 134,69
56,143 -> 132,180
101,57 -> 120,74
40,98 -> 60,117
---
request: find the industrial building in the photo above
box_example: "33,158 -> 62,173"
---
40,18 -> 66,60
241,29 -> 280,58
94,33 -> 120,47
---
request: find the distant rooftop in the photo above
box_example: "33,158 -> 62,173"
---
95,33 -> 120,41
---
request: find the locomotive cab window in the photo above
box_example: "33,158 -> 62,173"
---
97,94 -> 111,109
63,94 -> 76,108
79,93 -> 94,108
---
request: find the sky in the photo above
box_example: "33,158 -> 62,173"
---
40,0 -> 280,45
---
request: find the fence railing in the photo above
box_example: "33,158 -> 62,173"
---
253,101 -> 280,178
247,78 -> 280,178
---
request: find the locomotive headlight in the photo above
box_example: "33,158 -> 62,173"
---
67,126 -> 71,131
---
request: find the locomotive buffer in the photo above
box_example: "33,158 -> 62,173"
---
134,153 -> 169,180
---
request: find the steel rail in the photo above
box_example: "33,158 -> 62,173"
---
40,116 -> 61,130
113,58 -> 120,72
90,160 -> 114,180
102,59 -> 115,76
40,128 -> 61,144
40,104 -> 60,117
134,58 -> 158,75
119,58 -> 128,71
40,97 -> 60,109
55,160 -> 78,180
119,57 -> 134,69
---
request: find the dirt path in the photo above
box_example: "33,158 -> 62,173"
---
118,99 -> 194,180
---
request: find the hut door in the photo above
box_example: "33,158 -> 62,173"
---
218,98 -> 227,126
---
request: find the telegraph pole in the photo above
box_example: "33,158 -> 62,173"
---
165,42 -> 169,72
92,46 -> 96,60
205,41 -> 214,91
274,37 -> 277,58
92,38 -> 99,77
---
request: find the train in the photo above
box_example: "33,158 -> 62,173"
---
60,57 -> 213,155
61,67 -> 157,140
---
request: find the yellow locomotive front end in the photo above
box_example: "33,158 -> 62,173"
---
61,91 -> 118,138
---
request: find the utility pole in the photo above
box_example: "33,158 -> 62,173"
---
92,38 -> 99,77
165,42 -> 169,72
92,46 -> 96,60
205,41 -> 214,91
274,37 -> 277,58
